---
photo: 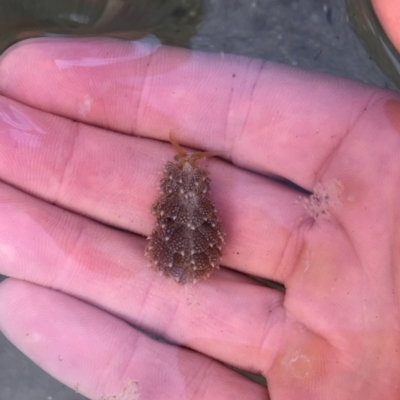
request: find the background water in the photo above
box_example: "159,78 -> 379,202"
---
0,0 -> 397,399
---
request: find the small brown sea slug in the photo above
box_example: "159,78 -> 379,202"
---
145,133 -> 224,284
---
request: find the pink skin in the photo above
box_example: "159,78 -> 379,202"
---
372,0 -> 400,52
0,37 -> 400,400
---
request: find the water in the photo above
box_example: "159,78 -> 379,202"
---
0,1 -> 398,400
0,0 -> 203,52
346,0 -> 400,89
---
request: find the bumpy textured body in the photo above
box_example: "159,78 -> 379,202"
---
145,146 -> 224,284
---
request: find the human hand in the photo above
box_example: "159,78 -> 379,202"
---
372,0 -> 400,53
0,38 -> 399,400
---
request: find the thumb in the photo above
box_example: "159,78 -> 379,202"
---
372,0 -> 400,52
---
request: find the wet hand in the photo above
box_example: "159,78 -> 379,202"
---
0,38 -> 399,399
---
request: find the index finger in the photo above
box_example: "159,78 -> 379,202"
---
0,37 -> 379,190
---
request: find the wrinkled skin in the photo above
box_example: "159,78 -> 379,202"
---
0,33 -> 400,400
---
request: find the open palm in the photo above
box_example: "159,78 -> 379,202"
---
0,38 -> 399,400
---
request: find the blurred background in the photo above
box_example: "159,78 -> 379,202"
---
0,0 -> 398,399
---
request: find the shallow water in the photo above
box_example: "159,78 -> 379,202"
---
0,1 -> 398,400
346,0 -> 400,89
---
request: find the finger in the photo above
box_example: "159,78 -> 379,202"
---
372,0 -> 400,51
0,37 -> 382,190
0,181 -> 285,376
0,97 -> 303,281
0,279 -> 268,400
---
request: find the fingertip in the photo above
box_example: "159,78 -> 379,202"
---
0,277 -> 25,322
372,0 -> 400,52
